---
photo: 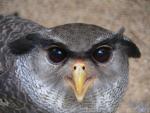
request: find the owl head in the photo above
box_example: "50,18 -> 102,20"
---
9,23 -> 141,113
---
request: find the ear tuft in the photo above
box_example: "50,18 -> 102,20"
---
113,27 -> 141,58
8,38 -> 34,55
8,33 -> 41,55
120,38 -> 141,58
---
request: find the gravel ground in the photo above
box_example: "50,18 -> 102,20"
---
0,0 -> 150,113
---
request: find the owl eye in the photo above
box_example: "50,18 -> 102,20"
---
92,46 -> 112,63
47,46 -> 67,63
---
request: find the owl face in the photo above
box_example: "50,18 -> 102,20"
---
9,24 -> 140,113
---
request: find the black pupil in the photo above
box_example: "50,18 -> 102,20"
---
93,46 -> 112,63
48,47 -> 66,63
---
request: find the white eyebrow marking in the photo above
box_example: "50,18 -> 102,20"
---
45,29 -> 67,44
50,36 -> 67,44
94,36 -> 110,45
95,27 -> 125,44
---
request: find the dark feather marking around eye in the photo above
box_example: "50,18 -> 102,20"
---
68,51 -> 90,59
40,40 -> 67,50
92,33 -> 141,58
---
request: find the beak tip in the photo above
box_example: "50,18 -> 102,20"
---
76,95 -> 84,102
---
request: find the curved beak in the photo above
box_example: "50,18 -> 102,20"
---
65,61 -> 96,102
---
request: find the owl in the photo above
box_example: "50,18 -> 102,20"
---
0,15 -> 140,113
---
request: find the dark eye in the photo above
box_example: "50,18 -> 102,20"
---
92,46 -> 112,63
47,46 -> 67,63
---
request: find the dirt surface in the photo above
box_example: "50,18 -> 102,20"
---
0,0 -> 150,113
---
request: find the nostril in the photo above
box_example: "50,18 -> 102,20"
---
82,66 -> 85,70
74,66 -> 76,70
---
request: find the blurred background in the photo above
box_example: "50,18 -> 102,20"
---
0,0 -> 150,113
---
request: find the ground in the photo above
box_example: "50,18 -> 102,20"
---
0,0 -> 150,113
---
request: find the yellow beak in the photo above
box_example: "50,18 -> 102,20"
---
65,62 -> 95,102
